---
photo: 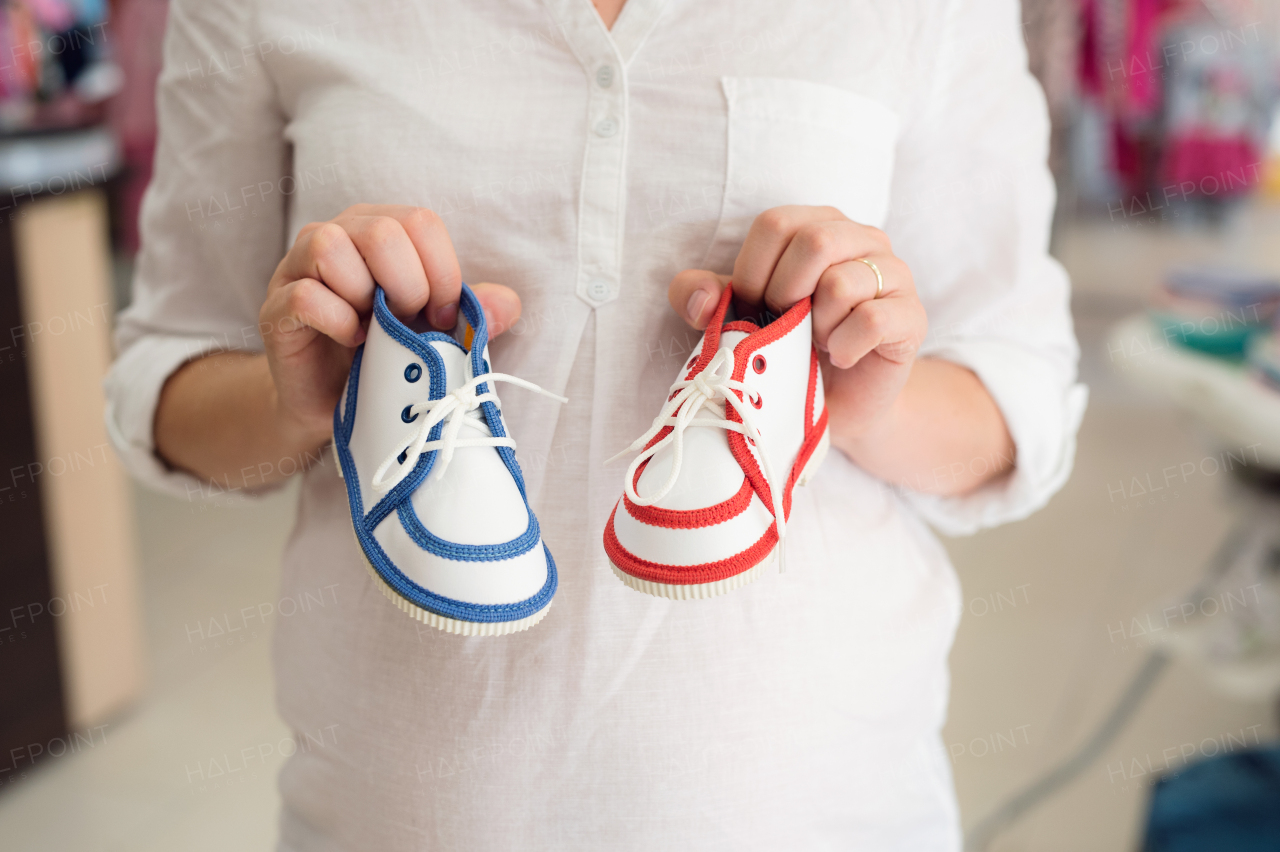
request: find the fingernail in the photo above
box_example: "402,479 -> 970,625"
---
815,339 -> 828,353
432,302 -> 458,330
686,289 -> 711,325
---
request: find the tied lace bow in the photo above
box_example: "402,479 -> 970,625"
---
372,371 -> 567,493
608,347 -> 791,570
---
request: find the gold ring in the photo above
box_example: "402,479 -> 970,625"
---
854,257 -> 884,298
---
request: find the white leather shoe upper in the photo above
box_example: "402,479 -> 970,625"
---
334,286 -> 562,624
605,284 -> 828,591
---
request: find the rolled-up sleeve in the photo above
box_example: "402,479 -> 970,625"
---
103,0 -> 288,499
886,0 -> 1088,535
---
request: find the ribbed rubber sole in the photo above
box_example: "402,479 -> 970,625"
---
359,551 -> 550,636
609,551 -> 775,599
611,427 -> 830,601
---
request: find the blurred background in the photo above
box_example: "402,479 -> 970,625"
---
2,0 -> 1280,849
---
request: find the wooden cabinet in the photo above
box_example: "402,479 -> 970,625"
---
0,153 -> 144,787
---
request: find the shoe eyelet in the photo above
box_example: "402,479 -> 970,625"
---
752,355 -> 766,373
401,405 -> 418,423
751,394 -> 762,409
404,363 -> 422,383
397,449 -> 408,465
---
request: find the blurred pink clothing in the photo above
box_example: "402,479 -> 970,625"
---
107,0 -> 169,251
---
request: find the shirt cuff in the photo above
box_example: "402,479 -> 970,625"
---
103,333 -> 273,503
899,340 -> 1088,536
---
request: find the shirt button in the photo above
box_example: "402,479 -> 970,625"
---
596,65 -> 614,88
594,117 -> 619,138
587,277 -> 611,301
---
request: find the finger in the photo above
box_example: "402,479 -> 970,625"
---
342,215 -> 431,320
277,222 -> 376,314
470,282 -> 522,338
765,221 -> 890,314
264,277 -> 365,356
811,256 -> 895,350
668,269 -> 731,329
827,296 -> 925,370
392,207 -> 462,330
731,205 -> 846,305
294,220 -> 324,242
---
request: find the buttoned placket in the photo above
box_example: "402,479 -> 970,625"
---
542,0 -> 668,309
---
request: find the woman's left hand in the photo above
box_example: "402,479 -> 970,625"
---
668,205 -> 928,442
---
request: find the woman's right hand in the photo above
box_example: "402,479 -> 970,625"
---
258,204 -> 522,450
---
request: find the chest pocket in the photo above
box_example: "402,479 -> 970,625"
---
704,77 -> 900,272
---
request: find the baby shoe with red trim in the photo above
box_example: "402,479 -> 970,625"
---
604,284 -> 829,599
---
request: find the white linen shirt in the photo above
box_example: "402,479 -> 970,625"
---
105,0 -> 1086,849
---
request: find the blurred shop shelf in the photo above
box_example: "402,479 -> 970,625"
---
1057,201 -> 1280,304
0,125 -> 143,792
1109,314 -> 1280,469
0,127 -> 120,197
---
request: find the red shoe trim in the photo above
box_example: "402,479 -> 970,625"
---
805,343 -> 818,429
774,347 -> 827,515
623,284 -> 826,543
604,500 -> 778,586
782,406 -> 828,516
682,285 -> 736,380
723,296 -> 815,516
731,297 -> 811,362
624,475 -> 754,529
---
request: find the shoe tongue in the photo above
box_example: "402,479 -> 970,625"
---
716,329 -> 752,357
428,339 -> 490,430
429,340 -> 470,389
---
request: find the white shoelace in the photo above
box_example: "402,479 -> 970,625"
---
372,371 -> 567,493
607,347 -> 790,570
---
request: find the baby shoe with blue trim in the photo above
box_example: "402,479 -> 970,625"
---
332,284 -> 566,636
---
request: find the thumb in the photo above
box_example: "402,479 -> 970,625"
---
668,269 -> 731,330
470,282 -> 522,339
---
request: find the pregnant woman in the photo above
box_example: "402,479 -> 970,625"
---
106,0 -> 1086,848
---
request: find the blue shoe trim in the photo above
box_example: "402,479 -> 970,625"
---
396,499 -> 540,561
373,284 -> 533,511
454,287 -> 533,504
334,344 -> 363,438
333,385 -> 555,623
331,285 -> 557,624
455,287 -> 502,435
366,530 -> 556,623
363,289 -> 451,528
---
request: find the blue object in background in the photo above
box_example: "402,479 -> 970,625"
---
1142,745 -> 1280,852
1150,267 -> 1280,359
